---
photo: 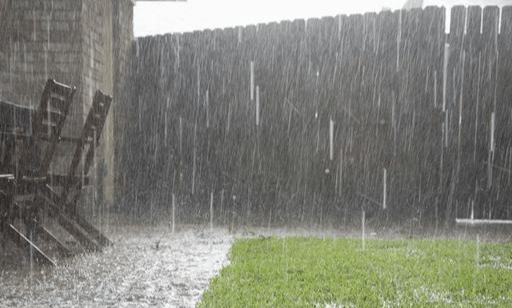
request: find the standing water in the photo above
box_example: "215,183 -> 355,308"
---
0,225 -> 233,308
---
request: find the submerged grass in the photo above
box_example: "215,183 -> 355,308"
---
198,237 -> 512,307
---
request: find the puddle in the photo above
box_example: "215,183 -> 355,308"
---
0,225 -> 233,308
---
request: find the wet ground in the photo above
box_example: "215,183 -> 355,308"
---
0,225 -> 233,308
1,222 -> 511,307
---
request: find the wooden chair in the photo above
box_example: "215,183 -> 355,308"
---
20,79 -> 76,179
41,90 -> 113,249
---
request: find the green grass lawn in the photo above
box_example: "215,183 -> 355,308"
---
198,236 -> 512,307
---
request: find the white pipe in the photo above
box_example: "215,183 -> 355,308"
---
456,219 -> 512,225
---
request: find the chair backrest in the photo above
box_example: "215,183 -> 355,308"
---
61,90 -> 112,201
21,79 -> 76,178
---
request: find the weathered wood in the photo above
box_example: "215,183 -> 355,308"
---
124,6 -> 512,226
0,177 -> 13,233
494,6 -> 512,217
36,226 -> 75,257
7,224 -> 57,267
40,186 -> 111,248
56,213 -> 102,252
75,215 -> 112,247
20,79 -> 76,178
1,79 -> 111,266
62,90 -> 112,205
39,187 -> 103,252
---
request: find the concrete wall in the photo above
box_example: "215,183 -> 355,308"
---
0,0 -> 134,213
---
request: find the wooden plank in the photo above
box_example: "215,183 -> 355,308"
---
40,182 -> 111,249
465,6 -> 488,220
37,191 -> 102,252
46,174 -> 89,187
0,182 -> 12,233
479,6 -> 500,218
7,224 -> 57,267
400,8 -> 426,212
75,215 -> 112,247
42,185 -> 110,247
494,6 -> 512,218
56,214 -> 102,252
317,16 -> 337,205
63,91 -> 111,197
447,6 -> 468,222
37,226 -> 75,257
447,6 -> 482,220
26,79 -> 76,178
356,12 -> 383,205
418,7 -> 445,219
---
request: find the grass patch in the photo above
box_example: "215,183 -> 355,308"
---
198,237 -> 512,307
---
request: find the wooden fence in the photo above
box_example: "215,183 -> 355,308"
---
119,6 -> 512,228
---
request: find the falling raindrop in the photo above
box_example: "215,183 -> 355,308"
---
172,193 -> 176,234
382,168 -> 387,210
250,60 -> 255,101
210,191 -> 214,235
361,210 -> 366,250
256,85 -> 260,126
488,112 -> 495,189
329,118 -> 334,161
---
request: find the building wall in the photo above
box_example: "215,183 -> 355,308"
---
0,0 -> 82,113
113,0 -> 136,211
79,0 -> 114,212
0,0 -> 134,213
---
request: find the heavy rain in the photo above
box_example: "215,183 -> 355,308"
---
1,0 -> 512,307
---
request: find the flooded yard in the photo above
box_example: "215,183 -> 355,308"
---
0,225 -> 233,308
1,220 -> 511,307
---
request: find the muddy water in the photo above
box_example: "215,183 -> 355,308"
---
0,225 -> 233,308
